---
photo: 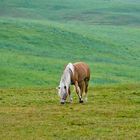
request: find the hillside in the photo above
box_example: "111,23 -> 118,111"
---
0,0 -> 140,25
0,0 -> 140,88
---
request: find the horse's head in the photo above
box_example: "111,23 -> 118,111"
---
57,83 -> 68,104
58,63 -> 74,104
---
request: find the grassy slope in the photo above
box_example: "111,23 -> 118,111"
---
0,0 -> 140,25
0,18 -> 140,87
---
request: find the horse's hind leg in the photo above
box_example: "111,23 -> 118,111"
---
84,80 -> 89,102
79,81 -> 85,103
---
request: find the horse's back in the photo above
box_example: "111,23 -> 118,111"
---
73,62 -> 90,82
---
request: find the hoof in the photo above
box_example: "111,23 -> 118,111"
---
79,100 -> 83,103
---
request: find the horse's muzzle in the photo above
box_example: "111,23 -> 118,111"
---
60,98 -> 65,104
61,102 -> 65,104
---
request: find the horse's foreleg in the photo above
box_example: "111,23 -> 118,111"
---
75,81 -> 83,103
68,87 -> 73,103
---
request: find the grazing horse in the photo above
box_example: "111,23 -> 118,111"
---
58,62 -> 90,104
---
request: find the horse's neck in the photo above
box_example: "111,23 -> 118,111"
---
61,68 -> 71,86
60,63 -> 74,86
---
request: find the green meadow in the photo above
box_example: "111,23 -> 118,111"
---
0,0 -> 140,139
0,85 -> 140,140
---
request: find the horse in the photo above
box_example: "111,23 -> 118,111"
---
57,62 -> 90,104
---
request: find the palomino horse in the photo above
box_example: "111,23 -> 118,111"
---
58,62 -> 90,104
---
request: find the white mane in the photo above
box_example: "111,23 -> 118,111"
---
60,63 -> 74,87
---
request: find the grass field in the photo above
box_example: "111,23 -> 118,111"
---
0,85 -> 140,140
0,0 -> 140,139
